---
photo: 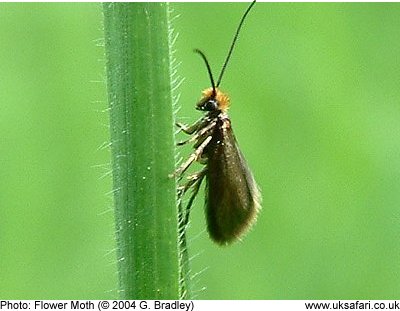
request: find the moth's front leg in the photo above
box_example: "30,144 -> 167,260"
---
176,116 -> 207,135
177,120 -> 217,146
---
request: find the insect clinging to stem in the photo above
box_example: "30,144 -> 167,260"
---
172,0 -> 261,245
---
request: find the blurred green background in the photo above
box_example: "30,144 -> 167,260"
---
1,2 -> 400,299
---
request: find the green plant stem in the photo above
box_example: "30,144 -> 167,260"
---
103,3 -> 180,299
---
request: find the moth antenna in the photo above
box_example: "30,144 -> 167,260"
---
194,49 -> 216,97
216,0 -> 256,87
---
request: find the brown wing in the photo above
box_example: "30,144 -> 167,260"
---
205,117 -> 261,245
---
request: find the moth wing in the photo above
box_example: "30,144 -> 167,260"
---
205,120 -> 261,244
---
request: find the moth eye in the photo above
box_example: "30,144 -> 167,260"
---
204,99 -> 218,111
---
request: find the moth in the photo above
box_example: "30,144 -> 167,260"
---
173,0 -> 261,245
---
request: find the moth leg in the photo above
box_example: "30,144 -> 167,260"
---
177,120 -> 216,146
178,168 -> 207,228
177,169 -> 205,197
176,117 -> 206,135
170,135 -> 212,179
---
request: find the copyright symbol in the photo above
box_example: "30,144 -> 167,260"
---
99,301 -> 110,310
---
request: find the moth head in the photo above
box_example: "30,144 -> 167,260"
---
196,88 -> 230,112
